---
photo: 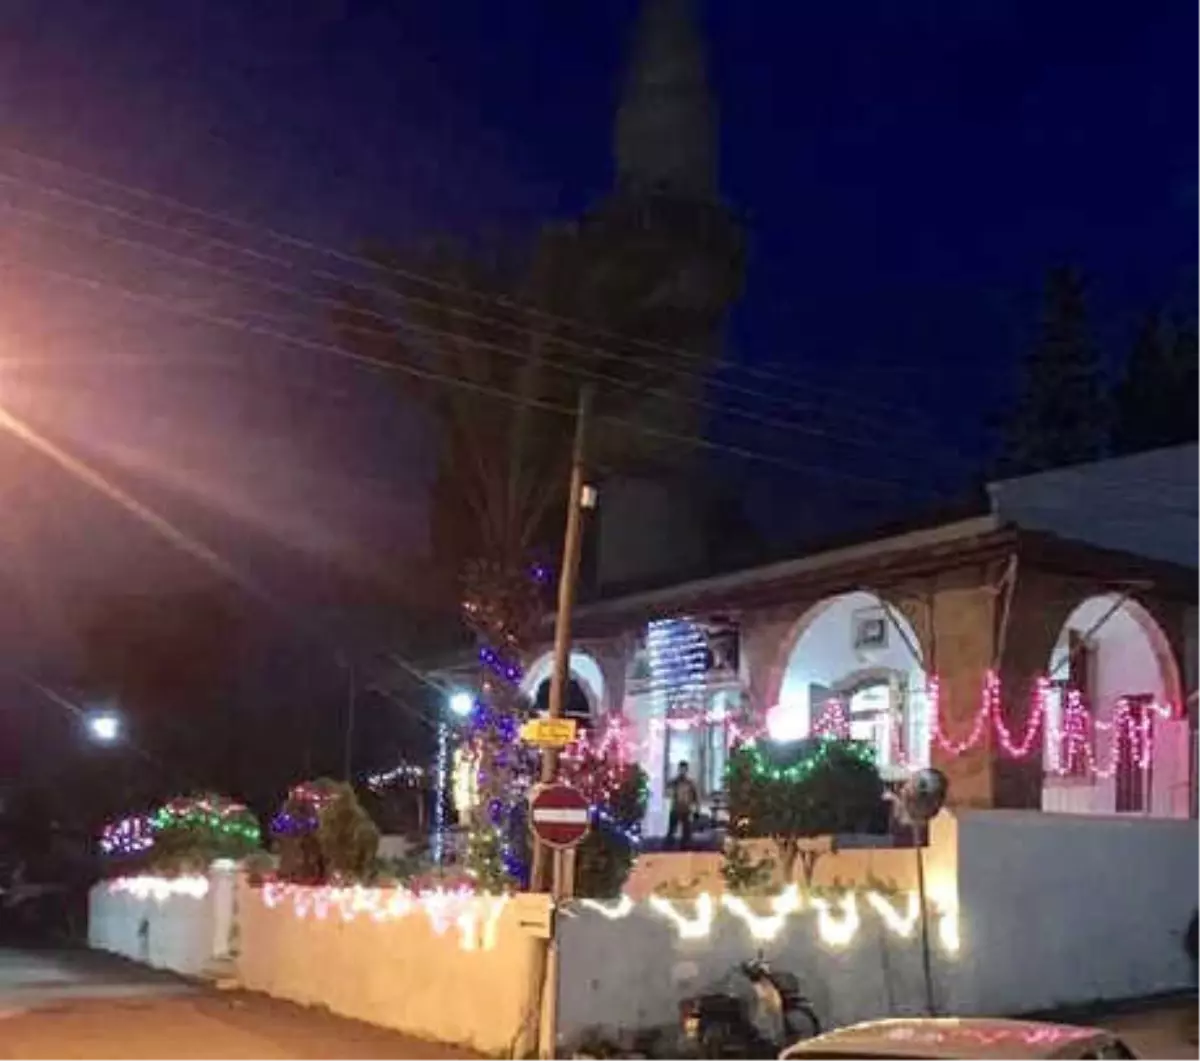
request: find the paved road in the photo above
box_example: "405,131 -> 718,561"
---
0,947 -> 478,1059
1100,999 -> 1197,1060
0,945 -> 1192,1059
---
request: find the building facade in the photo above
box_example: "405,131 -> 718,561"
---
520,507 -> 1196,836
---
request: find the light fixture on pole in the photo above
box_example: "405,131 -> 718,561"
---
86,711 -> 121,744
448,691 -> 474,719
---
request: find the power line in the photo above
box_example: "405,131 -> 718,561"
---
0,193 -> 972,475
4,253 -> 932,491
0,166 -> 937,436
0,147 -> 954,429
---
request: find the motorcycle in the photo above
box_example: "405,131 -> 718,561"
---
677,954 -> 820,1058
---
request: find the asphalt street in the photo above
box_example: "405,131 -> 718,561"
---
0,945 -> 1193,1059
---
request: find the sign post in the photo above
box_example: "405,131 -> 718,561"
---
520,717 -> 579,749
529,783 -> 590,1059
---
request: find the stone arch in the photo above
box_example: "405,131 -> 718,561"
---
766,590 -> 930,776
1047,592 -> 1182,711
1041,591 -> 1188,817
765,589 -> 928,715
521,650 -> 607,720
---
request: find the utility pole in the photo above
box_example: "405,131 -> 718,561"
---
531,384 -> 594,892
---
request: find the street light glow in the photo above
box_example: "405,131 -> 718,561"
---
87,712 -> 121,743
448,691 -> 474,718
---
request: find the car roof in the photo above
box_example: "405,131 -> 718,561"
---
782,1017 -> 1109,1060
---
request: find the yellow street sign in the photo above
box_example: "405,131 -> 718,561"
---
520,717 -> 578,747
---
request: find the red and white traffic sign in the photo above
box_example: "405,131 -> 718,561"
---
529,783 -> 591,849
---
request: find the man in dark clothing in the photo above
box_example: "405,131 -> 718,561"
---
666,760 -> 699,850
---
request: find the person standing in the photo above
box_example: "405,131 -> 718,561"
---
666,760 -> 699,850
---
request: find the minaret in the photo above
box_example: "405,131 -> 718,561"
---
614,0 -> 718,201
574,0 -> 744,591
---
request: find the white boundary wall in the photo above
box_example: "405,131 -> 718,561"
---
952,810 -> 1198,1014
87,864 -> 237,977
234,883 -> 544,1055
87,811 -> 1197,1050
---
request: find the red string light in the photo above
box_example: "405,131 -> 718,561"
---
573,671 -> 1177,786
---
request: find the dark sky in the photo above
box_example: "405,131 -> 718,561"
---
0,0 -> 1194,628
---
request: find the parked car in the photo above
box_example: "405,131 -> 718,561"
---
779,1018 -> 1137,1060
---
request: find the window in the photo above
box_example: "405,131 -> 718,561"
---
849,684 -> 893,768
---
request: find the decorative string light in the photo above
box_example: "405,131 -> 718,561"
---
579,895 -> 635,920
741,736 -> 877,783
100,814 -> 154,857
365,763 -> 425,793
271,782 -> 338,838
646,619 -> 709,710
811,892 -> 861,948
748,676 -> 1171,782
615,888 -> 958,953
107,875 -> 210,901
258,881 -> 507,952
648,892 -> 715,940
932,672 -> 1175,781
865,890 -> 921,938
153,796 -> 261,847
720,884 -> 801,941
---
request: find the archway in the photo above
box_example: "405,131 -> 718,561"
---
772,590 -> 928,779
1043,593 -> 1186,817
521,650 -> 606,725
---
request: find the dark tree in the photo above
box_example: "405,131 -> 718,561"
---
1111,312 -> 1198,455
1002,267 -> 1108,474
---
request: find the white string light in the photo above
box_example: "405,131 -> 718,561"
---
580,895 -> 635,919
258,882 -> 507,952
648,892 -> 715,940
107,875 -> 210,901
583,887 -> 959,953
865,890 -> 920,937
720,884 -> 801,941
811,892 -> 860,948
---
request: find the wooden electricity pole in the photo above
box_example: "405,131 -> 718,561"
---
530,384 -> 593,893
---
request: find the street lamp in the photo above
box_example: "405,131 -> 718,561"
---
86,711 -> 120,744
448,691 -> 474,719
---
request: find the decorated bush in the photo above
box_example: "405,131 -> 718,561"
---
271,779 -> 379,884
147,794 -> 262,873
560,718 -> 649,899
726,737 -> 885,885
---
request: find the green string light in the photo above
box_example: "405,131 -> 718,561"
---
151,799 -> 262,846
739,736 -> 876,784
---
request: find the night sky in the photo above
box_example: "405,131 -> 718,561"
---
0,1 -> 1194,669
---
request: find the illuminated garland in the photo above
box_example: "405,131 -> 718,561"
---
258,881 -> 508,952
100,814 -> 155,857
152,796 -> 261,846
646,618 -> 708,709
559,713 -> 647,847
364,763 -> 425,793
107,874 -> 210,901
460,559 -> 551,886
599,667 -> 1178,784
738,735 -> 876,783
270,781 -> 339,837
580,886 -> 959,954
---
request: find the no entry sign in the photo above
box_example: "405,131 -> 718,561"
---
529,783 -> 591,849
